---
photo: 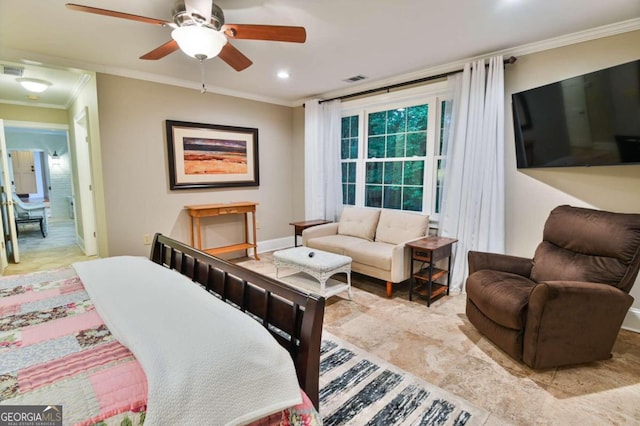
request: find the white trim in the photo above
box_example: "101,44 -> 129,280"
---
306,18 -> 640,106
1,47 -> 294,108
256,236 -> 295,254
3,120 -> 69,131
622,307 -> 640,334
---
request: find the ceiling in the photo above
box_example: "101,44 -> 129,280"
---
1,0 -> 639,108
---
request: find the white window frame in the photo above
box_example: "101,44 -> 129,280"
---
341,82 -> 451,220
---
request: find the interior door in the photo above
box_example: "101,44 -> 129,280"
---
11,150 -> 37,194
73,109 -> 97,256
0,119 -> 19,264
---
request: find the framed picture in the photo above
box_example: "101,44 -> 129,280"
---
166,120 -> 259,190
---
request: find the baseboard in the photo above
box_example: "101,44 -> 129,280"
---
622,307 -> 640,333
256,236 -> 295,254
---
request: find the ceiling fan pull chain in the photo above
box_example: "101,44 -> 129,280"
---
200,58 -> 207,94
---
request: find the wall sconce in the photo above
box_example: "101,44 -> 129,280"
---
52,151 -> 60,166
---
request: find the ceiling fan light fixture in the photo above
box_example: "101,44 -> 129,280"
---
171,26 -> 227,60
17,77 -> 52,93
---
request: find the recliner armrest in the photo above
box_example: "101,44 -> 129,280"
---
468,251 -> 533,277
524,281 -> 633,369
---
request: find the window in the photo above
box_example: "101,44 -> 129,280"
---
340,83 -> 452,219
341,115 -> 358,205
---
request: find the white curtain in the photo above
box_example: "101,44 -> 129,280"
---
304,99 -> 343,221
439,55 -> 505,292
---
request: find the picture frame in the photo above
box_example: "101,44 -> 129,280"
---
166,120 -> 259,190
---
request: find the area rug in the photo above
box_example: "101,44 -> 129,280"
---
320,332 -> 490,426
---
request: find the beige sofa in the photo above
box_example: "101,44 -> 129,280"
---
302,207 -> 429,297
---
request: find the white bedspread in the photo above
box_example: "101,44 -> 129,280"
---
73,256 -> 302,426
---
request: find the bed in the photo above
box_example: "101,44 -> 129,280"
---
0,233 -> 325,425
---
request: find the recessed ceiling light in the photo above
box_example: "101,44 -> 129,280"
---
17,77 -> 52,93
277,70 -> 290,79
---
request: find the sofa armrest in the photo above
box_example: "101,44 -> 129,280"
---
523,281 -> 634,368
468,251 -> 533,277
301,222 -> 339,245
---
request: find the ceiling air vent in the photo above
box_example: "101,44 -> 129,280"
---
343,75 -> 367,83
2,65 -> 24,76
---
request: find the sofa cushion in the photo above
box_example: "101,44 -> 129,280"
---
466,270 -> 537,330
337,207 -> 381,241
375,210 -> 429,245
345,241 -> 394,272
305,234 -> 364,255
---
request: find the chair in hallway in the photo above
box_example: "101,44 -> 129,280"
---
12,193 -> 48,238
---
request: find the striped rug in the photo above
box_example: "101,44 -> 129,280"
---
320,333 -> 490,426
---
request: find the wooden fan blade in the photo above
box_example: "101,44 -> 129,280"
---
65,3 -> 170,26
140,40 -> 179,60
222,24 -> 306,43
218,43 -> 253,71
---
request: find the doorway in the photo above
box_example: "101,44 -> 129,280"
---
0,121 -> 95,273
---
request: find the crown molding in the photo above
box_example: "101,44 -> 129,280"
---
300,18 -> 640,106
0,47 -> 296,108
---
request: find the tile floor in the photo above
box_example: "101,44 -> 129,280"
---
238,253 -> 640,426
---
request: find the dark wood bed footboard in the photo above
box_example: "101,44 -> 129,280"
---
150,233 -> 325,409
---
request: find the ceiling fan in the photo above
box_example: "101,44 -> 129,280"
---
65,1 -> 306,72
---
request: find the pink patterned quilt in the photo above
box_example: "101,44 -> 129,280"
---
0,267 -> 320,425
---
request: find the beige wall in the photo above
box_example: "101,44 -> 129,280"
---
96,74 -> 295,256
504,30 -> 640,319
0,104 -> 67,124
292,106 -> 305,221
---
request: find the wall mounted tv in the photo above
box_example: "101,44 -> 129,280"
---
512,59 -> 640,168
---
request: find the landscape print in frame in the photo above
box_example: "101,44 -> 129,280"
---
166,120 -> 259,189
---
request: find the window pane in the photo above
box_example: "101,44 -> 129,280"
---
341,163 -> 348,182
406,132 -> 427,157
349,138 -> 358,159
350,116 -> 359,137
368,136 -> 385,158
435,158 -> 444,213
365,185 -> 382,207
343,183 -> 356,205
341,117 -> 350,138
403,161 -> 424,185
341,139 -> 350,159
403,187 -> 423,211
386,134 -> 405,158
383,161 -> 403,185
386,108 -> 406,134
383,186 -> 402,209
439,100 -> 451,155
368,111 -> 386,136
366,162 -> 383,184
347,162 -> 356,183
407,105 -> 428,131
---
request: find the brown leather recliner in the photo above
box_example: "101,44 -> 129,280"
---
465,205 -> 640,369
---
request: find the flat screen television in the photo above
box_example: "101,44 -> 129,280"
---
512,59 -> 640,168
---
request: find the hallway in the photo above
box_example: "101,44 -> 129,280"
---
4,218 -> 95,275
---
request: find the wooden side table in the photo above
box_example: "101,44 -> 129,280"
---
289,219 -> 332,247
406,236 -> 457,306
185,201 -> 259,260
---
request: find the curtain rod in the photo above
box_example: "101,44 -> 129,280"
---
318,56 -> 517,104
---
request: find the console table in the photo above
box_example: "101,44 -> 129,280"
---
185,201 -> 259,260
